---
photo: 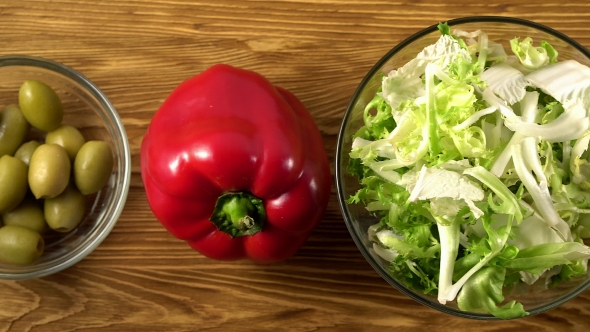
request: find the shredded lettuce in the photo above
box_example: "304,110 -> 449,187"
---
481,63 -> 527,105
457,266 -> 527,319
510,37 -> 558,70
347,22 -> 590,319
526,60 -> 590,109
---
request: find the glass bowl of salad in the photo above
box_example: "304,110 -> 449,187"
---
336,16 -> 590,320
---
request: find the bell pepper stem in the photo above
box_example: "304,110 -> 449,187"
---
209,192 -> 266,237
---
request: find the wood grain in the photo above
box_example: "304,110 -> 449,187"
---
1,0 -> 590,331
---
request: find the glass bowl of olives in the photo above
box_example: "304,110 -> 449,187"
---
0,55 -> 131,279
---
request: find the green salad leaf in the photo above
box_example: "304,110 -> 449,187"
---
510,37 -> 557,70
457,266 -> 528,319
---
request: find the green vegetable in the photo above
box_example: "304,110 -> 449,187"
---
74,140 -> 114,195
14,140 -> 41,166
28,144 -> 71,199
0,225 -> 44,265
18,80 -> 63,132
44,185 -> 86,233
510,37 -> 558,70
45,124 -> 86,162
457,266 -> 527,319
1,198 -> 47,234
0,104 -> 30,157
0,155 -> 29,214
347,23 -> 590,319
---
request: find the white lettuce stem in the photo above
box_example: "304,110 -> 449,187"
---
477,32 -> 489,71
511,143 -> 572,240
562,140 -> 571,177
440,251 -> 495,303
463,166 -> 524,221
490,91 -> 540,177
425,63 -> 441,156
433,66 -> 458,85
520,91 -> 540,122
436,221 -> 460,304
506,99 -> 589,142
490,132 -> 523,177
571,133 -> 590,175
439,215 -> 515,304
452,106 -> 497,131
482,88 -> 519,122
522,137 -> 547,184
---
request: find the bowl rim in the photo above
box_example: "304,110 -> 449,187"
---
0,55 -> 131,280
336,16 -> 590,320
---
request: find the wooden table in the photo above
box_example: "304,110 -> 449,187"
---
2,1 -> 590,331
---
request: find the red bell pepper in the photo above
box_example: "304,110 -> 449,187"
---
140,64 -> 331,264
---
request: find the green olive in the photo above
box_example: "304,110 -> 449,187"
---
74,141 -> 114,195
1,198 -> 47,234
45,124 -> 85,162
19,80 -> 63,132
44,185 -> 85,233
0,104 -> 30,157
14,140 -> 41,166
0,155 -> 28,214
0,225 -> 44,265
29,144 -> 71,199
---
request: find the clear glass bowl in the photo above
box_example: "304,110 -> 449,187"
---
336,16 -> 590,319
0,55 -> 131,280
